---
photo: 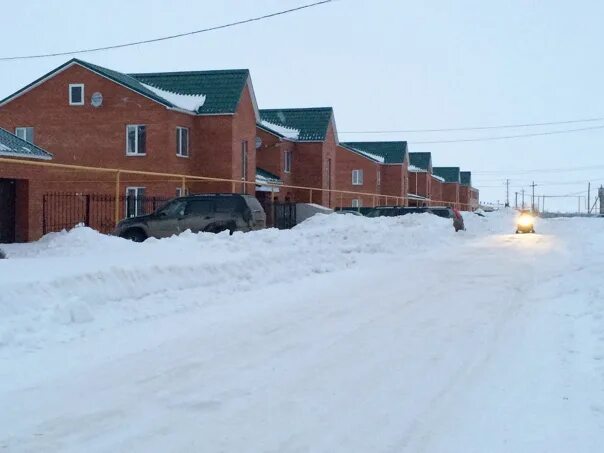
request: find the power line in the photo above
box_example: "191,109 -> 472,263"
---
0,1 -> 335,61
407,124 -> 604,145
474,164 -> 604,175
340,117 -> 604,134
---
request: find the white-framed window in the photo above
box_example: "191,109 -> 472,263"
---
377,170 -> 381,186
69,84 -> 85,106
176,127 -> 189,157
15,127 -> 34,144
352,199 -> 361,208
284,150 -> 292,173
126,125 -> 146,155
352,169 -> 364,185
176,187 -> 189,197
125,187 -> 146,218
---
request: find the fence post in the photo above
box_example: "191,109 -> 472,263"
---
181,176 -> 186,194
309,189 -> 313,203
114,171 -> 121,226
85,194 -> 91,227
42,194 -> 47,235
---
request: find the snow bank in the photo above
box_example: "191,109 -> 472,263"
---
0,214 -> 454,352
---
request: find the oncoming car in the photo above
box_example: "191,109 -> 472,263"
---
516,210 -> 536,234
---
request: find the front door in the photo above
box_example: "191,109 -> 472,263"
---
0,179 -> 16,243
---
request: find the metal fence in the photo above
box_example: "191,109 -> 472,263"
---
42,192 -> 297,235
42,193 -> 171,234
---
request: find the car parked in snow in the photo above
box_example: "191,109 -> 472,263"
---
365,206 -> 465,231
114,194 -> 266,242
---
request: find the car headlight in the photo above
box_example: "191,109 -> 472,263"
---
518,215 -> 534,227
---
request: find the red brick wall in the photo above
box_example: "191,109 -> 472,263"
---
255,127 -> 296,201
335,145 -> 380,208
381,164 -> 404,205
441,183 -> 460,208
231,84 -> 257,195
431,177 -> 443,206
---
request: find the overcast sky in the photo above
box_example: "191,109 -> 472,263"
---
2,0 -> 603,211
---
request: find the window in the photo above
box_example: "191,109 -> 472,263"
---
284,150 -> 292,173
185,200 -> 213,216
158,199 -> 186,217
69,84 -> 84,106
216,197 -> 243,213
377,170 -> 381,186
126,125 -> 146,155
176,127 -> 189,157
125,187 -> 146,218
352,199 -> 361,208
15,127 -> 34,144
241,141 -> 248,180
352,169 -> 364,185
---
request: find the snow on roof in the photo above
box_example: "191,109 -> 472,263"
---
408,164 -> 425,172
260,120 -> 300,140
432,174 -> 445,182
141,83 -> 206,113
353,149 -> 385,163
0,143 -> 10,151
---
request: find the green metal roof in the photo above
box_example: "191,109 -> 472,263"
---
0,127 -> 52,160
433,167 -> 461,184
409,152 -> 432,171
341,141 -> 408,164
130,69 -> 250,114
0,58 -> 249,115
256,167 -> 282,185
460,171 -> 472,186
259,108 -> 333,141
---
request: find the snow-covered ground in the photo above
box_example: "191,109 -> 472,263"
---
1,210 -> 603,452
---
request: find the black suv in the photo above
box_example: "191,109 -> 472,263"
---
365,206 -> 465,231
114,194 -> 266,242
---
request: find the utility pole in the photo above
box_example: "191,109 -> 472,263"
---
521,189 -> 525,209
578,196 -> 581,214
530,181 -> 537,212
542,195 -> 545,213
515,192 -> 518,209
505,179 -> 510,207
600,186 -> 604,215
587,182 -> 591,214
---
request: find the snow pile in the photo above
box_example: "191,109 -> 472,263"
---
2,212 -> 604,452
141,83 -> 206,112
260,120 -> 300,140
0,213 -> 454,352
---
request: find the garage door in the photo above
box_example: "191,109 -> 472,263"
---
0,179 -> 16,243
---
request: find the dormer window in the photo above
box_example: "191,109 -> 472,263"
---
69,84 -> 84,105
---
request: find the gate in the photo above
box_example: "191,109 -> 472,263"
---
273,202 -> 297,229
0,179 -> 16,243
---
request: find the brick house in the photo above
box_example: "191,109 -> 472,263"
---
433,167 -> 461,209
0,58 -> 260,241
256,107 -> 337,207
335,144 -> 382,208
408,152 -> 433,206
460,171 -> 479,211
0,128 -> 53,243
340,142 -> 409,205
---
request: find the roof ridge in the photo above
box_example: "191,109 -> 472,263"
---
260,107 -> 333,112
129,69 -> 250,77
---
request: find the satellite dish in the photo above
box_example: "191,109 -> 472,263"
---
91,92 -> 103,108
255,137 -> 262,149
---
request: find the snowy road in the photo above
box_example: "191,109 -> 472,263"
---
1,212 -> 603,452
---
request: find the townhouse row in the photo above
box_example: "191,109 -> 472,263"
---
0,58 -> 478,243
